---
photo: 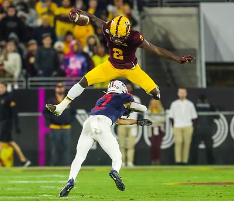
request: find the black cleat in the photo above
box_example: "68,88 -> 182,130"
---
59,178 -> 74,197
109,170 -> 125,191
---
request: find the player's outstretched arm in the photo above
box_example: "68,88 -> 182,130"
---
116,118 -> 152,126
139,39 -> 195,64
116,118 -> 137,125
69,7 -> 106,29
124,102 -> 147,113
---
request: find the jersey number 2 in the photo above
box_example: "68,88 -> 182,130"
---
93,95 -> 112,110
113,48 -> 123,60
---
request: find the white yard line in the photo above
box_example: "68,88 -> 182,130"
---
0,174 -> 67,178
0,196 -> 40,200
39,186 -> 62,190
4,188 -> 23,191
8,181 -> 66,183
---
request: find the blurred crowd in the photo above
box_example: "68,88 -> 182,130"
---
0,0 -> 140,84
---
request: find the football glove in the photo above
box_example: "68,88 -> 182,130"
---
46,104 -> 61,116
137,119 -> 152,126
180,55 -> 195,64
69,7 -> 81,22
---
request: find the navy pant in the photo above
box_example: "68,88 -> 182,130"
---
190,128 -> 215,164
50,129 -> 71,166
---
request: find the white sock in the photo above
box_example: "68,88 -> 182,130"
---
56,83 -> 85,114
56,98 -> 71,114
112,158 -> 122,173
67,83 -> 85,100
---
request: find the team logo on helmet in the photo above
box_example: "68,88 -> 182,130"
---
107,80 -> 128,94
110,16 -> 131,45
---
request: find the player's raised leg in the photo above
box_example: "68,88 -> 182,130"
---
46,78 -> 86,116
46,60 -> 121,116
59,119 -> 94,197
122,64 -> 160,100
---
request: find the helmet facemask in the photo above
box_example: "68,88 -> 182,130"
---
110,34 -> 129,45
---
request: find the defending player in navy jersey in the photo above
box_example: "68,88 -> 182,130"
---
91,93 -> 134,123
46,7 -> 195,117
58,80 -> 152,197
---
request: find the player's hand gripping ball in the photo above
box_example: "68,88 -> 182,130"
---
69,7 -> 89,26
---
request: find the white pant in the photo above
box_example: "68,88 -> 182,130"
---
69,115 -> 122,180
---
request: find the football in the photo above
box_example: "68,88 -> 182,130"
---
70,12 -> 89,26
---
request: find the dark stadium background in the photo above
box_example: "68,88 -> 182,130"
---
12,87 -> 234,166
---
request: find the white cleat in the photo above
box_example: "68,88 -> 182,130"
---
46,104 -> 63,116
22,160 -> 31,167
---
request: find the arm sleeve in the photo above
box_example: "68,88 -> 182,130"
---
120,93 -> 134,103
102,21 -> 111,38
102,21 -> 109,33
132,31 -> 144,47
191,103 -> 198,119
133,95 -> 141,104
168,102 -> 174,119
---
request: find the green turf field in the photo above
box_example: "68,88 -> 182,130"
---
0,166 -> 234,201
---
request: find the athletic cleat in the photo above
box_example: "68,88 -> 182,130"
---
46,104 -> 61,116
21,160 -> 31,167
109,170 -> 125,191
59,178 -> 74,197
